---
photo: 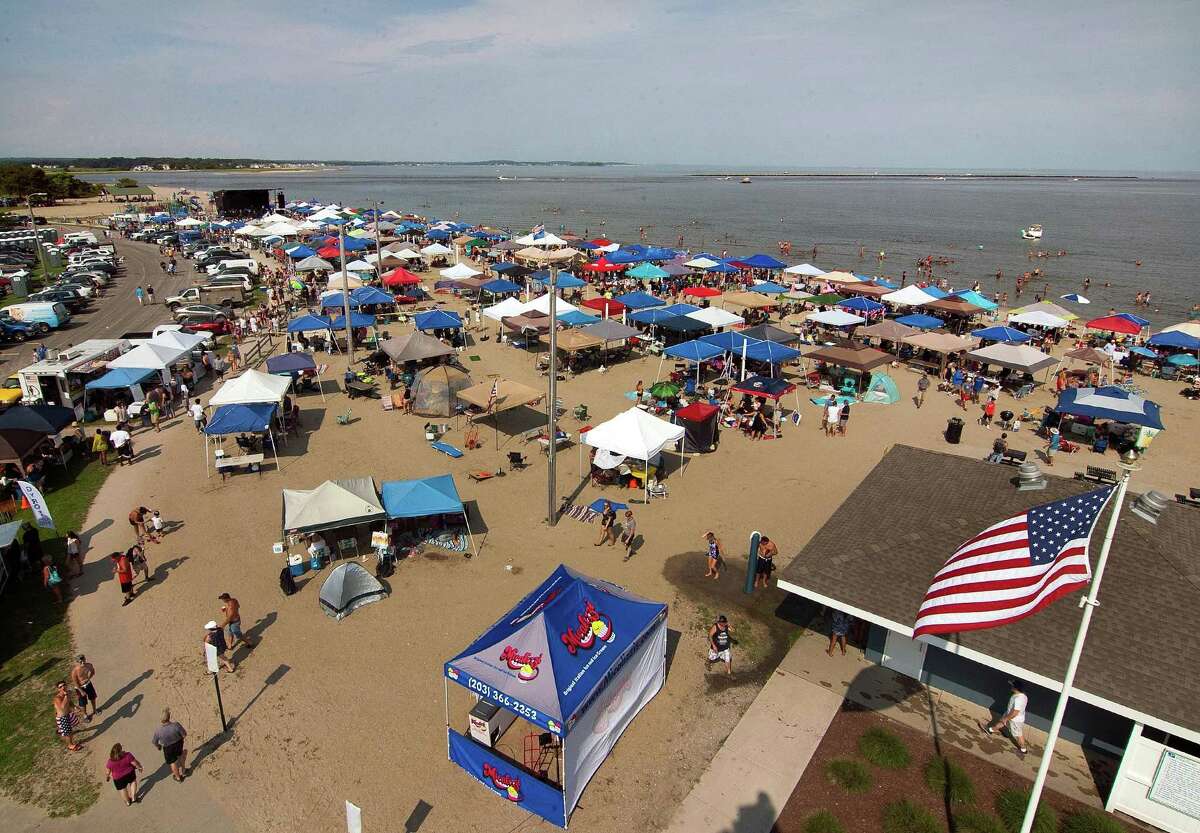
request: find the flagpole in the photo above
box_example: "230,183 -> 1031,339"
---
339,223 -> 354,365
547,264 -> 558,526
1017,459 -> 1135,833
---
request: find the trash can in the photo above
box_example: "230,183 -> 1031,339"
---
946,417 -> 964,444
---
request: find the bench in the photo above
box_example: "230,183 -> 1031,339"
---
215,452 -> 265,480
1001,449 -> 1027,465
1074,465 -> 1118,485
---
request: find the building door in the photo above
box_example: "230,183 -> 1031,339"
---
882,630 -> 927,681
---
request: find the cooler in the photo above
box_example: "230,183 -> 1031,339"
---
288,553 -> 309,577
468,698 -> 517,748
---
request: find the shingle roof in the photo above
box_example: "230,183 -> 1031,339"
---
779,444 -> 1200,735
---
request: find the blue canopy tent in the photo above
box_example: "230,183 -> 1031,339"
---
1167,353 -> 1198,367
659,303 -> 701,317
490,261 -> 518,272
1055,386 -> 1164,431
837,296 -> 885,314
444,564 -> 667,829
481,278 -> 522,295
380,473 -> 477,557
286,244 -> 316,259
557,310 -> 600,327
320,292 -> 363,310
660,339 -> 724,385
951,290 -> 999,311
1148,331 -> 1200,349
971,325 -> 1031,343
351,286 -> 396,306
705,261 -> 740,275
615,291 -> 666,310
1129,345 -> 1158,359
203,402 -> 279,474
414,309 -> 464,331
84,367 -> 158,417
287,314 -> 334,333
919,285 -> 949,299
532,271 -> 586,289
630,308 -> 679,325
330,312 -> 377,329
265,352 -> 325,401
1115,313 -> 1151,328
750,281 -> 788,294
895,313 -> 943,330
699,331 -> 760,353
738,253 -> 787,270
626,262 -> 670,281
655,315 -> 709,334
605,247 -> 646,265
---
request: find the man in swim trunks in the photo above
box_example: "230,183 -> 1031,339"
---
70,655 -> 98,722
54,680 -> 83,751
218,593 -> 254,652
754,536 -> 778,589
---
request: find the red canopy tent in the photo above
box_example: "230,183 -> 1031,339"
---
1085,315 -> 1141,335
317,245 -> 341,259
581,257 -> 623,274
682,286 -> 721,298
580,297 -> 626,316
589,238 -> 612,247
382,267 -> 422,287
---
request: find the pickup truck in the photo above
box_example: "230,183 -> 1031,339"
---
165,284 -> 246,309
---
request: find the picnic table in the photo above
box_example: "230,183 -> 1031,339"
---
346,380 -> 378,399
216,452 -> 265,480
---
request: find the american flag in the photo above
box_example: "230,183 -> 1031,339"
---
913,486 -> 1114,638
486,379 -> 499,411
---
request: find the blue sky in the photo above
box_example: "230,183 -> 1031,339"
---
1,0 -> 1197,170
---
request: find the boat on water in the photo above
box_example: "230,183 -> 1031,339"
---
1021,224 -> 1044,240
740,177 -> 751,184
497,176 -> 514,181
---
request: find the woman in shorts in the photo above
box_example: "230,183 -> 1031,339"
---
104,743 -> 143,806
703,531 -> 723,579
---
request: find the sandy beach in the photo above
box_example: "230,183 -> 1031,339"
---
36,223 -> 1196,832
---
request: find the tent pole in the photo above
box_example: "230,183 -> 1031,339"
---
271,430 -> 279,471
462,510 -> 479,558
655,352 -> 664,383
560,734 -> 568,825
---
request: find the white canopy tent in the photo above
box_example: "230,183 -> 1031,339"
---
420,243 -> 453,256
965,342 -> 1059,374
581,407 -> 686,502
440,262 -> 481,279
262,222 -> 300,237
686,307 -> 743,328
175,217 -> 205,228
807,309 -> 866,327
210,369 -> 292,407
520,294 -> 579,317
882,285 -> 938,306
481,297 -> 526,322
783,263 -> 825,277
683,256 -> 719,269
326,271 -> 366,290
108,342 -> 192,385
282,477 -> 385,535
1007,310 -> 1069,329
514,231 -> 568,247
150,330 -> 209,352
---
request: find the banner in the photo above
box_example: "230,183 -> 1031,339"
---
447,729 -> 566,828
17,480 -> 54,529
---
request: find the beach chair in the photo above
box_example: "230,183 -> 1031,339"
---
507,451 -> 529,470
431,441 -> 464,459
1013,383 -> 1034,399
647,479 -> 669,500
336,409 -> 352,425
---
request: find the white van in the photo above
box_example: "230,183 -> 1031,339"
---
6,301 -> 71,329
63,232 -> 98,245
207,258 -> 259,276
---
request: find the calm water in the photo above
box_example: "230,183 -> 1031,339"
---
95,165 -> 1200,327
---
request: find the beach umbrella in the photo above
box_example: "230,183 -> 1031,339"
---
1167,353 -> 1199,367
1060,293 -> 1090,304
1086,314 -> 1141,335
1055,386 -> 1163,430
971,325 -> 1031,343
1148,330 -> 1200,349
682,286 -> 721,298
1128,345 -> 1157,358
649,381 -> 681,399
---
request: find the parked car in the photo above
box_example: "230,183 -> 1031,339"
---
179,317 -> 232,335
28,289 -> 87,312
171,303 -> 228,322
0,374 -> 23,407
0,318 -> 35,343
4,303 -> 67,331
52,280 -> 96,298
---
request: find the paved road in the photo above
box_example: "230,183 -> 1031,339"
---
0,228 -> 201,377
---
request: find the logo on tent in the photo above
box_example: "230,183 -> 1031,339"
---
446,666 -> 460,681
509,588 -> 561,626
546,719 -> 561,734
561,600 -> 614,655
499,646 -> 543,682
482,763 -> 522,802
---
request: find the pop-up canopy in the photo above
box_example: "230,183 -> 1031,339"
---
380,474 -> 477,556
282,477 -> 384,535
445,565 -> 667,828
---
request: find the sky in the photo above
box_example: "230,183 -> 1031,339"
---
1,0 -> 1197,171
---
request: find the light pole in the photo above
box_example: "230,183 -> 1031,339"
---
547,265 -> 558,525
338,221 -> 354,364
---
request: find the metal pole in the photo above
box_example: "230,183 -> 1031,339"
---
212,671 -> 228,733
1017,469 -> 1132,833
373,200 -> 383,284
340,223 -> 354,364
547,265 -> 558,526
28,194 -> 49,284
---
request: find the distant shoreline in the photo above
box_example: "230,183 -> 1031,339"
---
691,173 -> 1143,180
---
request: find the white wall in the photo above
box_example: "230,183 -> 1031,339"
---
1108,725 -> 1200,833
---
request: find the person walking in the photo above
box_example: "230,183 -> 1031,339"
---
203,621 -> 236,672
189,398 -> 206,433
70,655 -> 99,722
218,592 -> 254,652
619,510 -> 638,561
981,396 -> 996,428
92,429 -> 110,465
42,556 -> 64,603
984,680 -> 1030,755
65,530 -> 84,577
126,544 -> 151,584
104,743 -> 144,805
149,510 -> 165,543
753,535 -> 778,589
54,680 -> 84,751
838,400 -> 851,436
134,286 -> 145,306
129,507 -> 149,546
827,609 -> 853,655
1044,427 -> 1060,466
593,500 -> 617,547
145,285 -> 155,305
151,709 -> 189,782
703,531 -> 722,579
824,399 -> 840,437
111,550 -> 136,606
916,373 -> 929,408
707,615 -> 733,675
228,342 -> 241,373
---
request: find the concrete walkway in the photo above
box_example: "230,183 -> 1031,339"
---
664,641 -> 844,833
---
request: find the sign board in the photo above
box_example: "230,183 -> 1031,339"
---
1149,749 -> 1200,821
338,538 -> 357,553
345,800 -> 362,833
204,642 -> 220,675
272,542 -> 285,555
17,481 -> 54,529
370,531 -> 389,550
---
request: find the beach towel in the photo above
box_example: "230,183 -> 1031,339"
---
422,527 -> 469,552
431,441 -> 463,458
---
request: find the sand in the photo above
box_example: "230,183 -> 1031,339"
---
56,232 -> 1199,832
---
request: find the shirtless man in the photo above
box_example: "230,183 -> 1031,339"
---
70,655 -> 99,722
754,536 -> 779,589
54,681 -> 84,751
218,593 -> 254,651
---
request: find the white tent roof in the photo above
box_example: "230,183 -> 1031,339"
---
261,213 -> 294,224
108,341 -> 190,371
582,407 -> 685,461
514,231 -> 567,247
150,330 -> 208,351
345,259 -> 375,272
882,285 -> 938,306
209,369 -> 292,406
783,263 -> 825,276
481,297 -> 526,322
807,309 -> 866,326
440,262 -> 481,279
684,256 -> 719,269
421,243 -> 453,256
686,307 -> 743,328
395,248 -> 423,260
965,342 -> 1058,373
1007,310 -> 1069,328
282,478 -> 385,534
1161,322 -> 1200,337
262,222 -> 300,236
175,217 -> 205,227
234,224 -> 270,236
298,220 -> 324,231
326,271 -> 366,290
520,294 -> 579,316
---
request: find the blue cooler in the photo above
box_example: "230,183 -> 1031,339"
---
288,554 -> 308,577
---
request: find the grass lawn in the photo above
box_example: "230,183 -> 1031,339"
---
0,456 -> 112,816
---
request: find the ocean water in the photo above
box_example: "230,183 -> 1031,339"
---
95,165 -> 1200,327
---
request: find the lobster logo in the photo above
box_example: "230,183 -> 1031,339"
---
483,763 -> 522,802
560,600 -> 614,655
499,645 -> 543,683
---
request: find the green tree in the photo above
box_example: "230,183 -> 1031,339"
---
113,177 -> 139,188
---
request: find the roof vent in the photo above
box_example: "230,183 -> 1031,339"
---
1130,490 -> 1169,524
1016,461 -> 1047,491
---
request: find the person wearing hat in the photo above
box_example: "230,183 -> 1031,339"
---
1044,426 -> 1061,466
984,679 -> 1029,755
707,615 -> 733,675
202,621 -> 236,672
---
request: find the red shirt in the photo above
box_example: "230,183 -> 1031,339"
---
106,752 -> 139,780
114,556 -> 133,583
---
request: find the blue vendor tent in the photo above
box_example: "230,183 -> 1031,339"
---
85,367 -> 157,390
202,402 -> 280,474
287,314 -> 334,333
444,564 -> 667,828
895,313 -> 943,330
413,309 -> 464,331
380,473 -> 477,556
